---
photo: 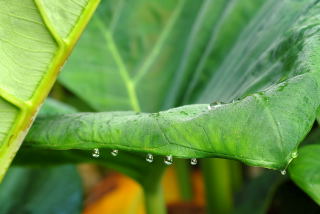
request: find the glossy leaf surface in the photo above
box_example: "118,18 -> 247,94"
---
26,0 -> 320,170
19,99 -> 166,188
59,0 -> 266,112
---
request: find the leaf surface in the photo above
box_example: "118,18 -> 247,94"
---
59,0 -> 266,112
27,0 -> 320,170
19,99 -> 166,187
25,70 -> 320,170
0,0 -> 99,179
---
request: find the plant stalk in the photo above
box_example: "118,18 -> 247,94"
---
201,158 -> 234,214
175,159 -> 193,200
143,180 -> 167,214
229,160 -> 243,193
142,162 -> 167,214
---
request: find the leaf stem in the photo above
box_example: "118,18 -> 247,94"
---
201,158 -> 233,214
175,159 -> 193,200
143,182 -> 167,214
229,160 -> 243,193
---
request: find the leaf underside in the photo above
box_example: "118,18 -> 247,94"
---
24,0 -> 320,171
0,0 -> 99,180
17,98 -> 167,187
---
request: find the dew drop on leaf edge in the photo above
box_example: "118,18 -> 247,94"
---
164,155 -> 173,165
281,170 -> 286,175
92,148 -> 100,158
208,101 -> 223,110
291,151 -> 298,159
190,158 -> 197,165
111,149 -> 118,157
146,153 -> 153,163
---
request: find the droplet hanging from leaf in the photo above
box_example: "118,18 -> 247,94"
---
111,149 -> 118,157
92,148 -> 100,158
164,155 -> 173,165
190,158 -> 197,165
146,154 -> 153,163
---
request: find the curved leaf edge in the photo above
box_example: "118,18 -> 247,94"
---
26,67 -> 320,170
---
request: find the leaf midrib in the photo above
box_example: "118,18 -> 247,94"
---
93,1 -> 186,112
95,17 -> 141,112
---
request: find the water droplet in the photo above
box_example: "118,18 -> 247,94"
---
208,101 -> 223,110
111,149 -> 118,156
164,155 -> 173,165
146,154 -> 153,163
190,158 -> 197,165
92,148 -> 100,158
281,170 -> 286,175
291,151 -> 298,158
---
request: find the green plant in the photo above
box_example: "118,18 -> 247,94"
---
0,0 -> 99,178
1,0 -> 320,213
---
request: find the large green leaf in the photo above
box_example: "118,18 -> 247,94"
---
0,0 -> 99,180
289,144 -> 320,205
195,0 -> 320,104
26,0 -> 320,171
59,0 -> 266,112
25,69 -> 319,170
234,171 -> 285,214
18,97 -> 167,213
18,98 -> 166,189
0,165 -> 83,214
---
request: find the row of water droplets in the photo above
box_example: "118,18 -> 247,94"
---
92,149 -> 197,165
92,148 -> 118,158
92,103 -> 223,163
92,149 -> 297,173
92,101 -> 295,171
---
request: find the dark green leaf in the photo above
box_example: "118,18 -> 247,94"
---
20,99 -> 166,187
52,0 -> 320,171
234,171 -> 285,214
25,70 -> 320,170
289,145 -> 320,205
0,165 -> 83,214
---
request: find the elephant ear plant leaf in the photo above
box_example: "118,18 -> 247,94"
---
58,0 -> 267,113
21,0 -> 320,210
16,98 -> 168,214
2,0 -> 320,213
0,0 -> 100,180
25,0 -> 320,171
